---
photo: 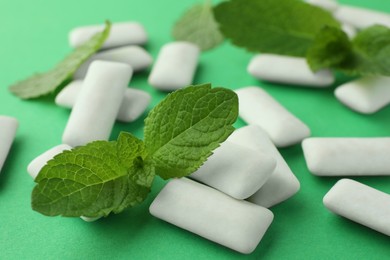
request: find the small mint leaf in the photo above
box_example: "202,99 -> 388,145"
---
32,137 -> 154,218
144,84 -> 238,179
213,0 -> 340,56
113,159 -> 154,214
117,131 -> 147,169
172,2 -> 224,51
307,26 -> 352,72
346,25 -> 390,76
307,25 -> 390,76
117,131 -> 155,189
9,21 -> 111,99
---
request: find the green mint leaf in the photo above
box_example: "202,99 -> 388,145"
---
213,0 -> 340,56
117,132 -> 147,169
32,138 -> 153,218
9,21 -> 111,99
307,25 -> 390,76
144,83 -> 238,179
113,158 -> 154,214
307,26 -> 352,72
172,1 -> 224,51
344,25 -> 390,76
117,132 -> 155,188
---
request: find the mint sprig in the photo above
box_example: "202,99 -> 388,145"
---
9,21 -> 111,99
307,25 -> 390,76
172,1 -> 224,51
32,84 -> 238,218
211,0 -> 390,77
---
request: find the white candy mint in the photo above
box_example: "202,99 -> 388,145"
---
148,42 -> 200,91
302,137 -> 390,176
324,179 -> 390,236
248,54 -> 334,87
228,125 -> 300,208
150,178 -> 274,254
56,80 -> 151,123
235,86 -> 310,147
0,116 -> 18,173
306,0 -> 339,13
73,46 -> 153,79
69,22 -> 147,49
334,5 -> 390,29
62,61 -> 132,147
190,141 -> 276,200
341,23 -> 356,39
335,76 -> 390,114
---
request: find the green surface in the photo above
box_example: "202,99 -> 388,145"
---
0,0 -> 389,259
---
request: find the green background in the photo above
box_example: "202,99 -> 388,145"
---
1,0 -> 389,259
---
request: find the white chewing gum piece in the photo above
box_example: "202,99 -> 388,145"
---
0,116 -> 18,173
324,179 -> 390,236
56,80 -> 151,123
73,46 -> 153,79
302,137 -> 390,176
148,42 -> 200,91
55,80 -> 82,108
27,144 -> 100,222
334,5 -> 390,29
27,144 -> 72,179
306,0 -> 339,12
150,178 -> 274,254
227,125 -> 300,208
334,76 -> 390,114
69,22 -> 147,49
62,61 -> 132,147
341,23 -> 356,38
248,54 -> 334,87
80,216 -> 101,222
190,141 -> 276,200
235,86 -> 310,147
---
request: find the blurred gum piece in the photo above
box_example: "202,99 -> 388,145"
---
148,42 -> 199,91
341,23 -> 356,38
335,76 -> 390,114
69,22 -> 147,49
334,5 -> 390,29
235,86 -> 310,147
190,141 -> 276,200
74,46 -> 152,79
0,116 -> 18,173
56,80 -> 151,123
306,0 -> 339,13
248,54 -> 335,87
227,125 -> 300,208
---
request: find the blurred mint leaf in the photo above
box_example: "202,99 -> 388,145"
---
213,0 -> 340,56
307,26 -> 352,72
9,21 -> 111,99
307,25 -> 390,76
144,84 -> 238,179
172,1 -> 224,51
